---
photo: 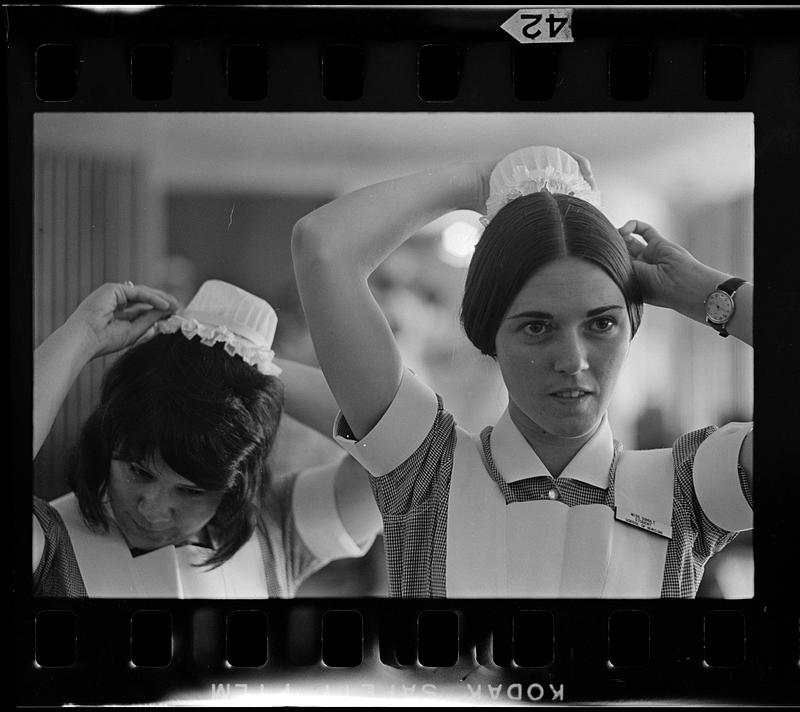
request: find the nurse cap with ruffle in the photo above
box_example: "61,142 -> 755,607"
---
481,145 -> 602,227
153,279 -> 282,377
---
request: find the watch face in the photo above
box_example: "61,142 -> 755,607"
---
706,290 -> 734,324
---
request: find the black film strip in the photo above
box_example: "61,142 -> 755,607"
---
11,4 -> 800,707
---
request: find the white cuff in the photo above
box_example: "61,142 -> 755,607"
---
292,464 -> 364,562
333,369 -> 439,477
693,422 -> 753,532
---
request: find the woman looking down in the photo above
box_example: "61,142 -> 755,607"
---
33,279 -> 380,598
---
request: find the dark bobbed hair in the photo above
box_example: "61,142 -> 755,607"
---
68,333 -> 284,568
461,191 -> 644,357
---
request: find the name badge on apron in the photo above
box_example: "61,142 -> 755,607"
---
614,506 -> 672,539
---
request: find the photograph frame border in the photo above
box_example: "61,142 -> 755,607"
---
10,4 -> 799,707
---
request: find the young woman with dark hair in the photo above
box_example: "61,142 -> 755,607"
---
461,191 -> 644,356
33,280 -> 380,598
291,146 -> 753,598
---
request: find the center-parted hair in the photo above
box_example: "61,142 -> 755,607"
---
69,333 -> 284,568
461,191 -> 644,357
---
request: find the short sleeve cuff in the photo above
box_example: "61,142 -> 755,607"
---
292,465 -> 367,562
693,422 -> 753,532
333,369 -> 439,477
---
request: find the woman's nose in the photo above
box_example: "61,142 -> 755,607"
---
553,331 -> 590,375
137,488 -> 173,524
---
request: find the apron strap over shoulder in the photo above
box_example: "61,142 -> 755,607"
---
604,448 -> 674,597
51,493 -> 151,597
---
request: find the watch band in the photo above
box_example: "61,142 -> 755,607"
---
717,277 -> 747,297
708,277 -> 747,337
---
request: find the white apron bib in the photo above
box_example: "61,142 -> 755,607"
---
52,493 -> 268,598
446,429 -> 674,598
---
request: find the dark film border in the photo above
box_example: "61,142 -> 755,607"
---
10,5 -> 800,707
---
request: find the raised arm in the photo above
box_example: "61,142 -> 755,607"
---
291,162 -> 492,439
33,283 -> 179,459
618,220 -> 753,482
273,357 -> 343,438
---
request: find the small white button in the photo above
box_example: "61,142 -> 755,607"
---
547,488 -> 559,500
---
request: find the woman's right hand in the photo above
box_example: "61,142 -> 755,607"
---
65,282 -> 180,359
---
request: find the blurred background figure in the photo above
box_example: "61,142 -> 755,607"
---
34,113 -> 753,597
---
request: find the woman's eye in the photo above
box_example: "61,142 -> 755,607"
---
128,464 -> 154,480
522,322 -> 550,336
590,317 -> 617,332
179,487 -> 207,498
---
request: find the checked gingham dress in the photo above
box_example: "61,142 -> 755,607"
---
334,370 -> 753,598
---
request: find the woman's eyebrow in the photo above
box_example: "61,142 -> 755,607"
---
586,304 -> 624,317
507,305 -> 624,320
506,309 -> 554,320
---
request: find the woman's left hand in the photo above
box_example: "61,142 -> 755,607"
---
617,219 -> 708,310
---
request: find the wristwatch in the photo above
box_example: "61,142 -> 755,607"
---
704,277 -> 747,337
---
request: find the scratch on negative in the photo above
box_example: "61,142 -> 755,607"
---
227,203 -> 236,231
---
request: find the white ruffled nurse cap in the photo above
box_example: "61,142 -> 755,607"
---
481,145 -> 602,226
154,279 -> 282,376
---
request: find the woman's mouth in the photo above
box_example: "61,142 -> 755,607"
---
130,516 -> 173,538
551,389 -> 592,400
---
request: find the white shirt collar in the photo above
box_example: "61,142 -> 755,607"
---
489,410 -> 615,489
